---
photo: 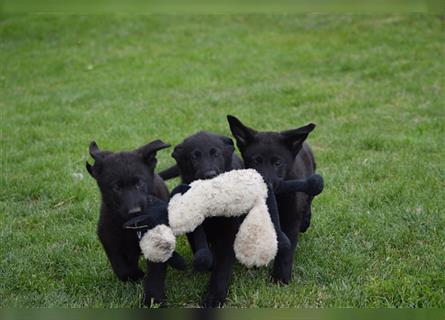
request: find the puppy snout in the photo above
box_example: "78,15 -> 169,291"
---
203,170 -> 218,179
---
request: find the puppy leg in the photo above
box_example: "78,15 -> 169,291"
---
202,243 -> 235,308
143,261 -> 167,307
299,198 -> 313,233
125,248 -> 145,281
100,236 -> 143,282
271,227 -> 298,285
189,225 -> 213,272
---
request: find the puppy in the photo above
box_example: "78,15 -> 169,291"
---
227,115 -> 318,284
159,131 -> 243,181
86,140 -> 185,306
159,131 -> 244,307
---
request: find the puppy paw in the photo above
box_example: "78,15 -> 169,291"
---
142,290 -> 166,308
201,291 -> 226,308
271,271 -> 291,285
193,249 -> 213,272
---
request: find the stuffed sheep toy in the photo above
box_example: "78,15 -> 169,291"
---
124,169 -> 323,268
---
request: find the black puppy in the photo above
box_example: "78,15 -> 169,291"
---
227,115 -> 320,284
159,131 -> 243,307
159,131 -> 243,181
86,140 -> 185,306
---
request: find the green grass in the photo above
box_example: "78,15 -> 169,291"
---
1,14 -> 444,307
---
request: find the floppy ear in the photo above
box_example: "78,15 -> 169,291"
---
137,139 -> 170,166
227,115 -> 257,151
171,143 -> 184,161
220,135 -> 236,169
220,136 -> 235,154
281,123 -> 316,156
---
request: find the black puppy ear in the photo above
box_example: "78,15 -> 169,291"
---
86,141 -> 105,178
227,115 -> 256,151
220,136 -> 235,152
89,141 -> 101,160
281,123 -> 316,156
171,144 -> 183,160
137,139 -> 170,165
85,161 -> 95,178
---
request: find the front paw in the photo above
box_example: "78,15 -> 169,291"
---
142,289 -> 166,308
271,269 -> 291,285
202,290 -> 226,308
193,249 -> 213,272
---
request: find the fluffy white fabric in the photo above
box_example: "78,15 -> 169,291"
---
139,224 -> 175,263
168,169 -> 268,234
139,169 -> 278,267
234,198 -> 278,268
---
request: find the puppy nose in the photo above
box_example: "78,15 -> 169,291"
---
203,170 -> 218,179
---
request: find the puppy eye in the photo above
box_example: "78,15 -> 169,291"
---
251,157 -> 262,165
113,183 -> 121,192
273,159 -> 282,166
209,148 -> 220,158
191,152 -> 201,160
135,179 -> 145,189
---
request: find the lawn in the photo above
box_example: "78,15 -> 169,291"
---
0,14 -> 444,307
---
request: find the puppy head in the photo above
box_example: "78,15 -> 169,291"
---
86,140 -> 170,218
171,131 -> 235,183
227,115 -> 315,188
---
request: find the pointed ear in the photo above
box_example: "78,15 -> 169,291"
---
227,115 -> 257,151
85,161 -> 96,178
137,139 -> 170,165
171,143 -> 183,160
86,141 -> 106,178
89,141 -> 101,160
281,123 -> 316,156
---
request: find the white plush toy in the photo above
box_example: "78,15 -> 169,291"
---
124,168 -> 324,268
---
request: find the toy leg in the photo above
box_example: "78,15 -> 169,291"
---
170,183 -> 191,197
123,205 -> 169,231
188,225 -> 213,272
275,174 -> 324,197
267,184 -> 291,251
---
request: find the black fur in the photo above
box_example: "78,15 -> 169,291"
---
160,131 -> 243,307
227,115 -> 319,284
86,140 -> 185,306
159,131 -> 243,181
